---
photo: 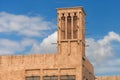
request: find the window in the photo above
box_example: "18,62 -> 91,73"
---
43,76 -> 58,80
67,15 -> 71,39
26,76 -> 40,80
60,75 -> 75,80
61,14 -> 65,39
73,15 -> 78,39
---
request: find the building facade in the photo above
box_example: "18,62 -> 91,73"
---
96,76 -> 120,80
0,7 -> 95,80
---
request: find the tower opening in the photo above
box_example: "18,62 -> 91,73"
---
61,13 -> 65,40
67,13 -> 71,39
73,13 -> 78,39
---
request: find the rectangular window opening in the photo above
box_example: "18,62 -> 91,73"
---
26,76 -> 40,80
43,76 -> 58,80
60,75 -> 76,80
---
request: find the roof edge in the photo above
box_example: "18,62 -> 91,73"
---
56,6 -> 86,15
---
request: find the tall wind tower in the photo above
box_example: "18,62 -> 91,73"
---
57,7 -> 85,58
57,7 -> 95,80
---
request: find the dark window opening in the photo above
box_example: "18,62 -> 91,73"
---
43,76 -> 58,80
61,14 -> 65,39
26,76 -> 40,80
60,75 -> 75,80
73,15 -> 78,39
67,16 -> 71,39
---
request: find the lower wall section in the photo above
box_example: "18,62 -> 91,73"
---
0,70 -> 25,80
25,68 -> 76,80
25,75 -> 76,80
0,68 -> 77,80
96,76 -> 120,80
25,68 -> 76,76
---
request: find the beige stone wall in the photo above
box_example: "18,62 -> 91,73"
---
0,53 -> 81,68
82,57 -> 94,80
96,76 -> 120,80
0,53 -> 83,80
0,41 -> 93,80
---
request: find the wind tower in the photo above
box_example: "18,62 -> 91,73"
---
57,7 -> 95,80
57,7 -> 85,57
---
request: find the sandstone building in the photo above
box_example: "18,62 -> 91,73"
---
1,6 -> 119,80
0,7 -> 95,80
96,76 -> 120,80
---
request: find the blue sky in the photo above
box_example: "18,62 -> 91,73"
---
0,0 -> 120,76
0,0 -> 120,37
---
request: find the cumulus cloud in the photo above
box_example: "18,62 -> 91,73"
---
95,58 -> 120,75
86,31 -> 120,75
0,31 -> 57,55
0,39 -> 22,55
86,31 -> 120,63
0,38 -> 38,55
0,12 -> 55,37
30,31 -> 57,53
0,12 -> 56,55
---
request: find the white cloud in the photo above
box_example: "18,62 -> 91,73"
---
0,12 -> 56,55
30,31 -> 57,53
0,31 -> 57,55
95,58 -> 120,75
0,38 -> 39,55
86,31 -> 120,75
0,39 -> 22,55
0,12 -> 55,37
86,31 -> 120,63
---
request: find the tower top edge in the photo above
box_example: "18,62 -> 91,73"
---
56,6 -> 86,15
